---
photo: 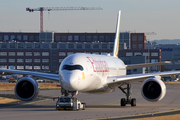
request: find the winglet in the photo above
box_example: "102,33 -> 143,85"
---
113,10 -> 121,57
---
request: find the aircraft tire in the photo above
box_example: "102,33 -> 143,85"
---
121,98 -> 126,106
131,98 -> 136,106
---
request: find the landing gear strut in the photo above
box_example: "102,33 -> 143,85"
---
118,84 -> 136,107
61,87 -> 77,97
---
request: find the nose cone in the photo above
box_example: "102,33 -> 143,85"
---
60,71 -> 79,91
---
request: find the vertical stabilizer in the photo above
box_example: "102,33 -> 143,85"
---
113,10 -> 121,57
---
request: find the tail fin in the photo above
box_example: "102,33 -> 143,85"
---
113,10 -> 121,57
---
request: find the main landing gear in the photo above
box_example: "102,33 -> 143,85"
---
118,84 -> 136,107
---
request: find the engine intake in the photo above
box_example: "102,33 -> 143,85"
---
15,75 -> 39,101
141,76 -> 166,102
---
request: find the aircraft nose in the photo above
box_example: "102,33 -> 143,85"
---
61,72 -> 79,91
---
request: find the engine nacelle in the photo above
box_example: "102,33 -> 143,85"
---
14,75 -> 39,101
141,76 -> 166,102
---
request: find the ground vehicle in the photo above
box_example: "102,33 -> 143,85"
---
8,78 -> 17,83
35,78 -> 45,83
56,96 -> 85,110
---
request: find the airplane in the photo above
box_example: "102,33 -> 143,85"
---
0,10 -> 180,107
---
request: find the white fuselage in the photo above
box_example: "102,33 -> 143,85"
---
59,53 -> 126,93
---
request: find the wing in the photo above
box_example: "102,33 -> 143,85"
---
107,70 -> 180,87
126,61 -> 170,70
0,68 -> 59,81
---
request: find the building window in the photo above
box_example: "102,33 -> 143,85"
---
35,35 -> 39,41
134,52 -> 142,56
80,36 -> 85,41
0,52 -> 7,56
25,58 -> 32,63
10,35 -> 15,40
9,52 -> 15,56
86,36 -> 92,41
85,44 -> 91,49
105,36 -> 110,41
42,51 -> 49,56
59,52 -> 66,56
18,43 -> 24,48
34,58 -> 41,62
34,51 -> 41,56
62,35 -> 66,41
59,43 -> 66,49
9,58 -> 15,62
132,35 -> 137,41
138,35 -> 143,41
111,36 -> 115,42
68,35 -> 72,41
25,64 -> 32,69
17,65 -> 24,69
110,43 -> 114,49
0,58 -> 7,62
35,43 -> 40,48
4,35 -> 9,40
93,36 -> 98,41
138,43 -> 143,49
1,43 -> 7,48
151,52 -> 158,56
42,58 -> 49,63
0,64 -> 7,68
23,35 -> 28,40
42,65 -> 49,69
68,43 -> 74,49
74,35 -> 79,41
17,58 -> 24,62
29,35 -> 34,41
126,52 -> 133,56
10,43 -> 16,48
132,43 -> 136,49
76,43 -> 82,49
99,35 -> 104,41
51,43 -> 57,48
43,43 -> 49,49
17,52 -> 24,56
8,65 -> 15,69
26,43 -> 32,48
17,35 -> 22,40
55,35 -> 60,40
102,44 -> 107,49
143,52 -> 149,56
59,58 -> 64,63
0,35 -> 2,40
34,65 -> 41,70
93,44 -> 99,49
124,33 -> 130,40
67,51 -> 74,56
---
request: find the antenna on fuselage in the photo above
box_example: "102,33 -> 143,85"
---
112,10 -> 121,57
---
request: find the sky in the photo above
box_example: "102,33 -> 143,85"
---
0,0 -> 180,41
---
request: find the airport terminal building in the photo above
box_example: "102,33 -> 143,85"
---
0,32 -> 160,73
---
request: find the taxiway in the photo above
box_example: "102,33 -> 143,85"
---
0,83 -> 180,120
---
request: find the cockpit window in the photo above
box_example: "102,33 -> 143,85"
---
62,65 -> 84,71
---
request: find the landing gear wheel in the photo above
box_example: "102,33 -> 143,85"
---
131,98 -> 136,106
121,98 -> 126,106
82,103 -> 86,110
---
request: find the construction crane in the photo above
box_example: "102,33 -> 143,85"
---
26,7 -> 103,32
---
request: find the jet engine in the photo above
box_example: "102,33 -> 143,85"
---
141,76 -> 166,102
14,75 -> 39,101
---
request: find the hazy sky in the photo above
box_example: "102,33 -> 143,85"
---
0,0 -> 180,41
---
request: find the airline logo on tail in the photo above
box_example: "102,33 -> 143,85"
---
113,10 -> 121,57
